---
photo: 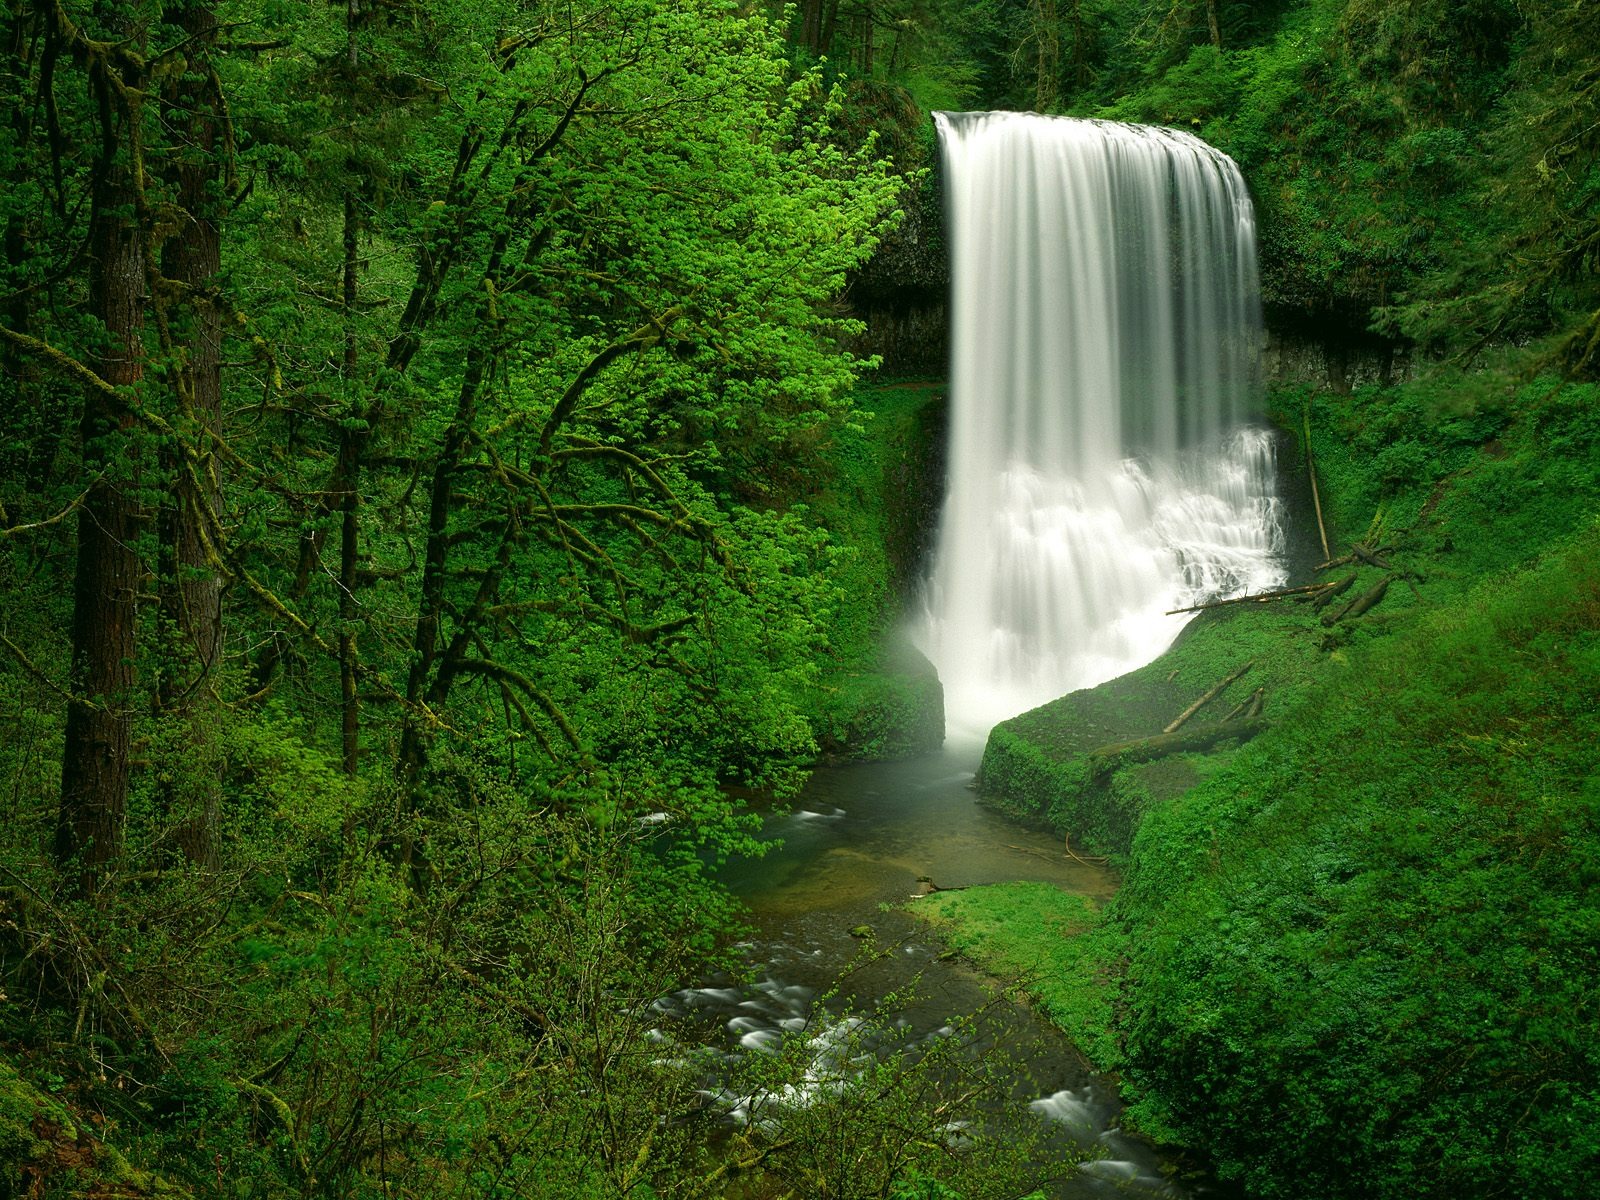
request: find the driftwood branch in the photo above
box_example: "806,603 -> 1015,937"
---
1163,661 -> 1253,733
1166,582 -> 1334,615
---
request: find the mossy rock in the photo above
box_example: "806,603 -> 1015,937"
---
977,597 -> 1337,856
815,634 -> 944,761
0,1059 -> 72,1183
0,1059 -> 188,1199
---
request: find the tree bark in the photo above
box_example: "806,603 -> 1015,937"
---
58,22 -> 147,891
156,0 -> 226,867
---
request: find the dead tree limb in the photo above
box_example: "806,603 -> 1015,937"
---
1163,661 -> 1253,733
1221,687 -> 1264,723
1321,575 -> 1391,626
1089,717 -> 1267,776
1310,573 -> 1355,609
1351,543 -> 1393,570
1166,582 -> 1335,615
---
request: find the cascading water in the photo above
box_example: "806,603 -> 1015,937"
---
920,111 -> 1286,738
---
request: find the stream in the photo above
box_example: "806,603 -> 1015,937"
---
654,746 -> 1230,1198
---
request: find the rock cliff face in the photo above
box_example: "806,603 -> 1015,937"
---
1264,320 -> 1413,392
847,172 -> 949,373
848,161 -> 1410,389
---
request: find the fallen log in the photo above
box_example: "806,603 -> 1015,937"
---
1166,582 -> 1336,615
1163,661 -> 1253,733
1321,575 -> 1391,626
1089,717 -> 1267,776
1310,573 -> 1355,608
1351,543 -> 1394,570
1343,574 -> 1391,620
1221,687 -> 1264,723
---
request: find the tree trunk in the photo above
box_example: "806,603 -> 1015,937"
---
1067,0 -> 1089,92
337,196 -> 363,778
800,0 -> 822,52
818,0 -> 840,56
1034,0 -> 1061,111
155,0 -> 227,868
338,1 -> 363,777
58,35 -> 147,891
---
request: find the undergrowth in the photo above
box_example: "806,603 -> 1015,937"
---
932,368 -> 1600,1200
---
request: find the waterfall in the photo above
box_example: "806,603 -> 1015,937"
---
919,111 -> 1286,740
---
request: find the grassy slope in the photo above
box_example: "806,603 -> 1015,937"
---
917,371 -> 1600,1199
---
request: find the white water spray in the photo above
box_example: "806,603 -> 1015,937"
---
919,111 -> 1286,739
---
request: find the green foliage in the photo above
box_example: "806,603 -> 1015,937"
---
1066,0 -> 1597,355
0,0 -> 968,1193
1115,528 -> 1600,1199
979,367 -> 1600,1198
801,381 -> 948,760
917,883 -> 1118,1065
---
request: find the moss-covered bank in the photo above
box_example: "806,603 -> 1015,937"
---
936,370 -> 1600,1200
805,380 -> 948,761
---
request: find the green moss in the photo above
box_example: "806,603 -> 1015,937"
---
0,1058 -> 188,1198
969,371 -> 1600,1199
0,1058 -> 69,1177
978,597 -> 1334,856
914,883 -> 1120,1068
1113,524 -> 1600,1199
803,380 -> 949,760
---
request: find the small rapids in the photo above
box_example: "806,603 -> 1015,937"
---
652,752 -> 1231,1198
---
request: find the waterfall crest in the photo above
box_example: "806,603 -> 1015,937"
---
920,111 -> 1285,739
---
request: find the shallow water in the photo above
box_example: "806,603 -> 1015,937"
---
675,747 -> 1227,1198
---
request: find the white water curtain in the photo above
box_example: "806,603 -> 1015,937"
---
920,111 -> 1285,738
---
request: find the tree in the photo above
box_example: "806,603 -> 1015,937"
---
3,0 -> 900,883
1379,0 -> 1600,375
49,0 -> 150,892
231,0 -> 900,816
